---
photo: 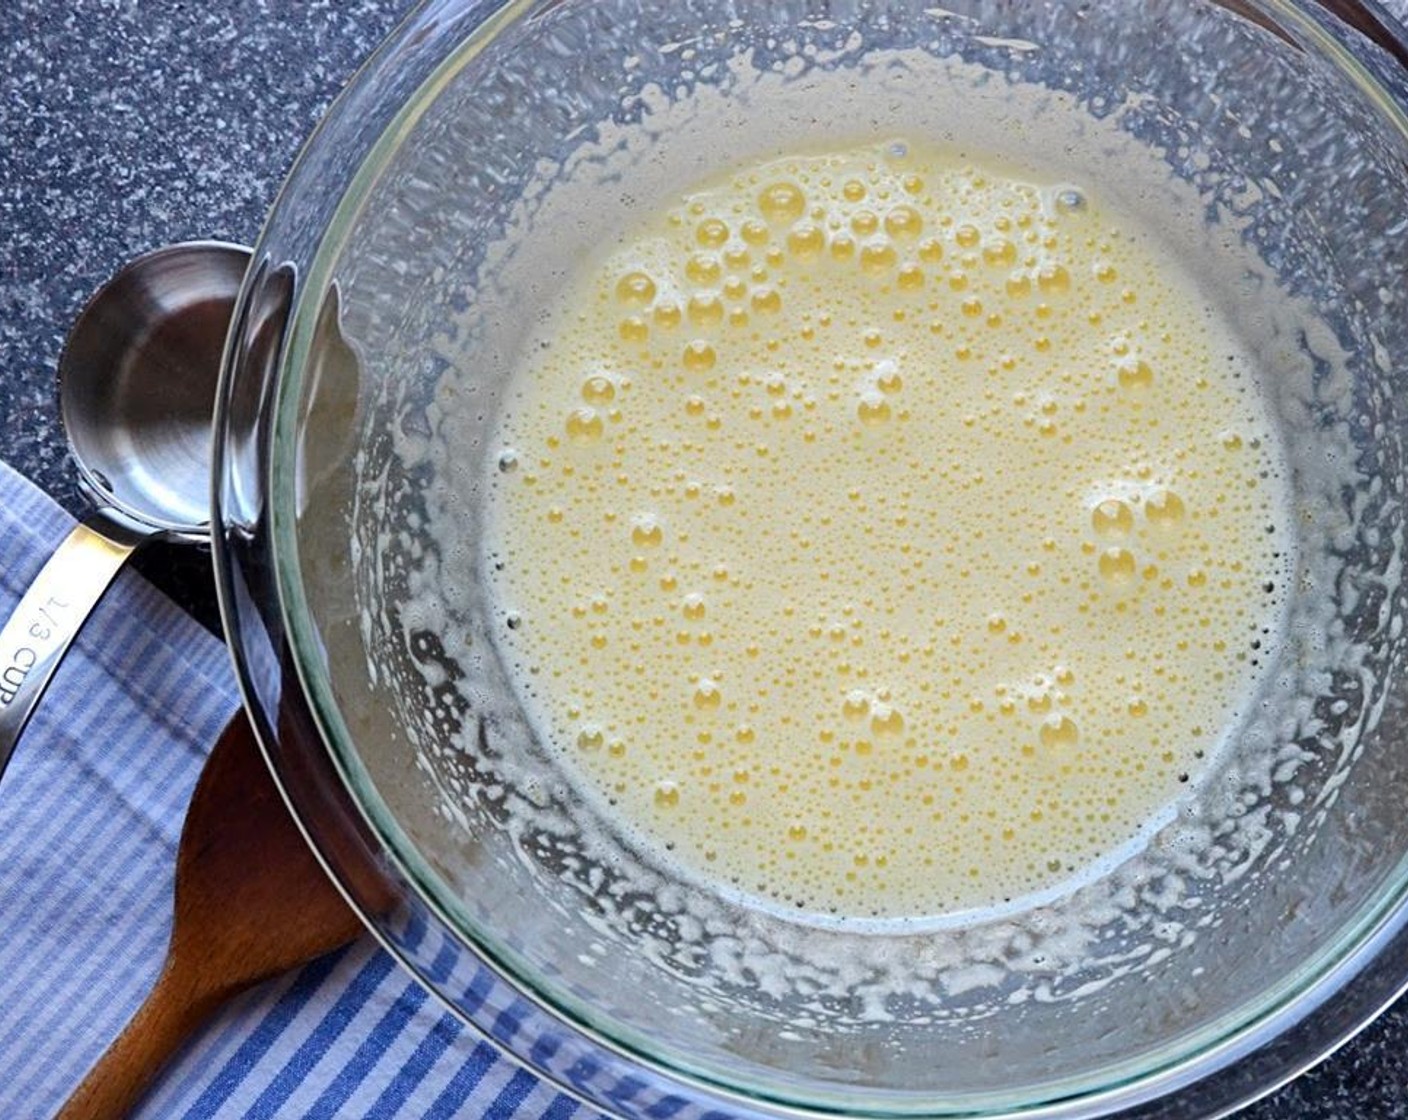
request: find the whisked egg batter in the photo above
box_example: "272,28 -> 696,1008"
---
486,140 -> 1289,919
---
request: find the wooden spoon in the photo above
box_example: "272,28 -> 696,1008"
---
57,711 -> 364,1120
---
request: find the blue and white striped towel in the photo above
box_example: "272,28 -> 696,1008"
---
0,459 -> 580,1119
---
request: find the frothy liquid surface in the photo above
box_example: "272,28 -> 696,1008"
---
487,142 -> 1286,919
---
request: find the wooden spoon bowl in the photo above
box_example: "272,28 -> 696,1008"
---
57,712 -> 364,1119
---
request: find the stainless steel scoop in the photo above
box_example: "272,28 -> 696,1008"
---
0,242 -> 251,777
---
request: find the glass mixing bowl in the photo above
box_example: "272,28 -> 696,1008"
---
213,0 -> 1408,1115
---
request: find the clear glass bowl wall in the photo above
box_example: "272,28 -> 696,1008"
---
216,0 -> 1408,1116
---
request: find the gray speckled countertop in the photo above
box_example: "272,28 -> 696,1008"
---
1,2 -> 1406,1116
0,0 -> 418,628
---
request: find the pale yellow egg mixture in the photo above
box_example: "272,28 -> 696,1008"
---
487,140 -> 1287,920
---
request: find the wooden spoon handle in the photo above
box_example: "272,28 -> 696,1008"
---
55,957 -> 224,1120
53,712 -> 368,1119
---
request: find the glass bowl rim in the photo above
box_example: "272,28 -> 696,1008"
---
231,0 -> 1408,1114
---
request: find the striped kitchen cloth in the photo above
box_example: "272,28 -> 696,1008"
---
0,458 -> 582,1119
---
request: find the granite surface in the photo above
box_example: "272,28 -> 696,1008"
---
1,1 -> 1406,1117
0,0 -> 417,628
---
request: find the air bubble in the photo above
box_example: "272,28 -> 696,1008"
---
870,705 -> 904,735
1092,498 -> 1134,537
983,239 -> 1018,267
686,254 -> 722,285
1145,489 -> 1186,525
759,182 -> 806,222
897,264 -> 925,290
565,406 -> 604,443
696,218 -> 729,248
884,205 -> 923,239
857,392 -> 892,426
582,376 -> 616,404
578,725 -> 605,750
1039,715 -> 1079,747
751,286 -> 782,313
1037,263 -> 1071,294
687,294 -> 724,325
616,271 -> 656,306
683,340 -> 717,371
741,218 -> 770,245
1117,359 -> 1154,389
788,222 -> 826,258
655,781 -> 681,807
860,241 -> 897,275
1099,547 -> 1137,581
631,515 -> 664,548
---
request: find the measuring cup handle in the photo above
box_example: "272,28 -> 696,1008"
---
0,514 -> 143,781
